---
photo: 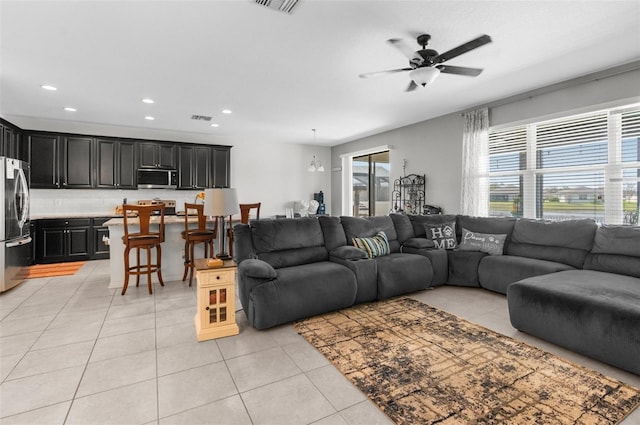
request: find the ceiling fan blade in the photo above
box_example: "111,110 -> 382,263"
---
359,68 -> 412,78
387,38 -> 423,64
405,80 -> 418,92
435,34 -> 492,63
437,64 -> 484,77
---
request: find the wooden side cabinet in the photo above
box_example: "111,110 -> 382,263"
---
194,259 -> 239,341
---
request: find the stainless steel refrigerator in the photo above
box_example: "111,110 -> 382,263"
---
1,156 -> 31,292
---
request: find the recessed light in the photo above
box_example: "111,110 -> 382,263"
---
41,85 -> 57,91
142,98 -> 155,104
145,116 -> 155,121
210,123 -> 219,127
64,107 -> 77,112
221,109 -> 232,114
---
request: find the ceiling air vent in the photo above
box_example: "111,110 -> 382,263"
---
254,0 -> 301,14
191,114 -> 212,122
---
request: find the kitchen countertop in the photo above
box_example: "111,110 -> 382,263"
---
31,213 -> 119,220
104,215 -> 204,226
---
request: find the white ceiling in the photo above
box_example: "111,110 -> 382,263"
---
1,1 -> 639,147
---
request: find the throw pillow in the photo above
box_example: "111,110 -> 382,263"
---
459,228 -> 507,256
424,221 -> 457,250
352,231 -> 390,258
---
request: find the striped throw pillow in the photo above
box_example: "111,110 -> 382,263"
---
352,231 -> 390,258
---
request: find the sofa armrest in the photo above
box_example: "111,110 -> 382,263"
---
329,245 -> 368,260
239,259 -> 277,279
402,237 -> 435,250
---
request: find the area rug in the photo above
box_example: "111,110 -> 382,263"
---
16,261 -> 85,279
294,298 -> 640,425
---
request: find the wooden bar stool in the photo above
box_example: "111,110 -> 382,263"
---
121,204 -> 166,295
181,203 -> 217,286
239,202 -> 261,224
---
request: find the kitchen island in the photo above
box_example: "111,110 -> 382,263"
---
105,216 -> 217,289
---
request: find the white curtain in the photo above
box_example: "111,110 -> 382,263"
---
460,108 -> 489,216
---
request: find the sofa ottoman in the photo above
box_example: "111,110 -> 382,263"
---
507,269 -> 640,375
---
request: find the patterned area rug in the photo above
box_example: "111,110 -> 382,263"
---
16,261 -> 85,279
294,298 -> 640,425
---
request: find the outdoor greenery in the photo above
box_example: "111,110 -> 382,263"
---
490,200 -> 638,215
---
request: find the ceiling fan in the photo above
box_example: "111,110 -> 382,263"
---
359,33 -> 492,91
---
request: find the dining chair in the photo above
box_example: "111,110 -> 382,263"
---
181,202 -> 217,286
239,202 -> 261,224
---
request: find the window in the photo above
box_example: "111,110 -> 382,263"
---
487,104 -> 640,225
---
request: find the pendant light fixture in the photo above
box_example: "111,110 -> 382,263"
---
308,129 -> 325,172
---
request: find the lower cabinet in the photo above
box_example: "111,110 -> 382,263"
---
35,217 -> 111,264
91,217 -> 111,260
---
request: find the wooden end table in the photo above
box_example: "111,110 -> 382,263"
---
194,258 -> 239,341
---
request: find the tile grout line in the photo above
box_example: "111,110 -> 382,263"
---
62,276 -> 117,425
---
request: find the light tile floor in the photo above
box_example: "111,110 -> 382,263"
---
1,260 -> 638,424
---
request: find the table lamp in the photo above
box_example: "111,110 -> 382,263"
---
204,188 -> 239,260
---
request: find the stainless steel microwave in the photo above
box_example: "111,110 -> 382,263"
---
137,168 -> 178,189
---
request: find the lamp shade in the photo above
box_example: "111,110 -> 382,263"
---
409,67 -> 440,86
204,188 -> 240,216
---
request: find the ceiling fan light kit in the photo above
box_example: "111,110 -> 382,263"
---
360,33 -> 492,91
410,67 -> 441,87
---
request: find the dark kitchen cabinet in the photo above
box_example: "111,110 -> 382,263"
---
1,121 -> 25,160
29,133 -> 60,188
36,219 -> 91,264
178,145 -> 210,189
139,141 -> 176,169
96,139 -> 137,189
61,136 -> 94,188
91,217 -> 111,260
211,146 -> 231,188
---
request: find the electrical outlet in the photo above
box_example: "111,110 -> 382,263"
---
54,199 -> 62,206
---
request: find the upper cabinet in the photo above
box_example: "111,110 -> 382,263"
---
1,120 -> 27,161
29,133 -> 60,188
211,146 -> 231,188
24,127 -> 230,190
178,144 -> 211,189
139,141 -> 176,169
61,136 -> 94,188
96,138 -> 137,189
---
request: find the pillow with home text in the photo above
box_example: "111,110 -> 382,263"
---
424,221 -> 457,250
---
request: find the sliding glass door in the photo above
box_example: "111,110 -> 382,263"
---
352,151 -> 390,216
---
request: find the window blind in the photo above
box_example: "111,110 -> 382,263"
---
486,104 -> 640,224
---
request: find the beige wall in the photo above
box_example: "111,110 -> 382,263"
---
330,65 -> 640,217
6,116 -> 331,218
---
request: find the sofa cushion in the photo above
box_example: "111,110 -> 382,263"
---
506,219 -> 597,268
478,255 -> 574,294
390,213 -> 414,244
459,228 -> 507,256
318,216 -> 347,251
591,225 -> 640,257
374,253 -> 432,299
424,221 -> 457,250
352,231 -> 391,258
341,216 -> 400,253
252,217 -> 324,252
447,250 -> 487,287
584,225 -> 640,278
245,261 -> 358,330
251,217 -> 328,268
507,270 -> 640,375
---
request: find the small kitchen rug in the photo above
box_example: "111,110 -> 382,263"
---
294,297 -> 640,425
18,261 -> 86,279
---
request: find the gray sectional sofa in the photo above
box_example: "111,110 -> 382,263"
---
233,213 -> 640,375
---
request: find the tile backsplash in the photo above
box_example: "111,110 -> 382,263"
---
30,189 -> 201,217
